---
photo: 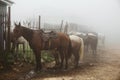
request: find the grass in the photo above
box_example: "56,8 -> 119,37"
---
14,44 -> 55,64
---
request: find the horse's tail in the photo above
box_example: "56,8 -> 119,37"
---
79,38 -> 84,62
68,38 -> 72,59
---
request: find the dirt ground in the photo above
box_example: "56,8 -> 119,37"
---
0,48 -> 120,80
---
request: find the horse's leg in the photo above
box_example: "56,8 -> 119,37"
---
16,43 -> 19,59
65,49 -> 68,69
11,41 -> 17,54
92,45 -> 96,54
53,51 -> 60,67
22,43 -> 25,61
76,52 -> 80,67
86,44 -> 89,53
11,42 -> 18,61
94,48 -> 96,54
95,49 -> 97,54
93,49 -> 94,54
23,43 -> 25,53
56,53 -> 60,66
91,46 -> 94,54
11,42 -> 15,53
34,49 -> 42,71
59,51 -> 64,69
90,44 -> 93,54
16,43 -> 19,53
95,44 -> 97,54
73,50 -> 79,68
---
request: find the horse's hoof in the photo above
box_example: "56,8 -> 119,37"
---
65,66 -> 68,69
52,66 -> 57,70
34,68 -> 42,73
58,65 -> 63,69
74,66 -> 79,69
63,68 -> 69,71
53,64 -> 61,70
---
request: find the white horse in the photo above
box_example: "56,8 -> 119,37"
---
69,35 -> 84,67
97,33 -> 105,50
68,31 -> 86,40
15,36 -> 27,53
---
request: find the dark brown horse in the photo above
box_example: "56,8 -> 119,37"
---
84,33 -> 98,54
13,22 -> 71,71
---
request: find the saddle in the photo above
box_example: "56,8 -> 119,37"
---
41,30 -> 58,42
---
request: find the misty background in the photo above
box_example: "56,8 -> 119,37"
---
11,0 -> 120,49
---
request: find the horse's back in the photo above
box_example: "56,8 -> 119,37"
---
69,35 -> 84,51
69,35 -> 83,43
57,32 -> 69,39
57,32 -> 70,44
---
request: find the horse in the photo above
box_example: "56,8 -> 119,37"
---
13,22 -> 71,71
69,35 -> 84,67
84,33 -> 98,54
52,35 -> 84,68
68,31 -> 86,42
16,36 -> 27,52
68,31 -> 98,54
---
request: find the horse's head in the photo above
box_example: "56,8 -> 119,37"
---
13,22 -> 22,40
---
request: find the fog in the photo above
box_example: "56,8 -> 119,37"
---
11,0 -> 120,48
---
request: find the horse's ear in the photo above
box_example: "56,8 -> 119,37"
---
14,22 -> 17,26
19,22 -> 21,26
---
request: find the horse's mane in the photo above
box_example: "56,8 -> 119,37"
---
20,26 -> 34,41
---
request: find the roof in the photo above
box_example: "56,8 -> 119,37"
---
0,0 -> 14,6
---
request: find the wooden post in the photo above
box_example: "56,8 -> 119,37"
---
4,12 -> 7,51
7,6 -> 11,52
60,20 -> 63,32
39,15 -> 41,30
64,22 -> 68,34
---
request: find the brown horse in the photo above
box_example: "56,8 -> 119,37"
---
53,35 -> 84,68
13,22 -> 71,71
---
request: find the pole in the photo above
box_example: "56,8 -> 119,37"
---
64,22 -> 68,34
39,15 -> 41,29
7,7 -> 11,52
60,20 -> 63,32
